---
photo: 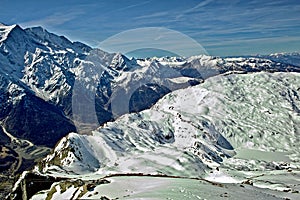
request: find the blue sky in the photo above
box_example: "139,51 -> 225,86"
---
1,0 -> 300,57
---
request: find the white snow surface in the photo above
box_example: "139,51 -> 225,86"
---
1,22 -> 293,117
40,72 -> 300,184
0,23 -> 16,42
2,23 -> 300,199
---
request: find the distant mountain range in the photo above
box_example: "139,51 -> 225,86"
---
0,23 -> 300,199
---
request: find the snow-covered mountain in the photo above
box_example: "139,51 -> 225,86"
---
1,22 -> 300,199
12,71 -> 300,199
1,22 -> 298,147
259,52 -> 300,67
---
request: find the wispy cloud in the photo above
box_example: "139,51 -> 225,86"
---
11,0 -> 299,56
97,27 -> 207,57
20,9 -> 85,28
185,0 -> 214,13
135,11 -> 169,20
176,0 -> 214,19
114,1 -> 151,12
206,36 -> 300,46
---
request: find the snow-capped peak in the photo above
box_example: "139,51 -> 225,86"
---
0,23 -> 17,43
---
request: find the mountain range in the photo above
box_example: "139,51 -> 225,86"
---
0,22 -> 300,199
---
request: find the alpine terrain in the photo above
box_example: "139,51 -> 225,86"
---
0,22 -> 299,199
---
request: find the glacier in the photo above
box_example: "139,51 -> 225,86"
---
16,72 -> 300,200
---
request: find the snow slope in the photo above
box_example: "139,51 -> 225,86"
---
1,23 -> 299,144
0,23 -> 16,43
32,175 -> 296,200
1,22 -> 300,199
40,72 -> 300,175
18,71 -> 300,199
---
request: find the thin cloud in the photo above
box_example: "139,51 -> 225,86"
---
115,1 -> 151,12
185,0 -> 214,13
13,0 -> 299,56
176,0 -> 214,19
97,27 -> 207,57
20,9 -> 85,28
135,11 -> 169,20
208,36 -> 300,46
